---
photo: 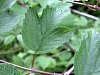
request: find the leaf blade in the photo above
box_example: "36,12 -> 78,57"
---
74,30 -> 100,75
0,0 -> 16,12
0,12 -> 19,33
0,63 -> 19,75
22,6 -> 72,52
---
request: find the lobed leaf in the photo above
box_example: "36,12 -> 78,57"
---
22,6 -> 72,51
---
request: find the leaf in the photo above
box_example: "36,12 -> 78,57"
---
0,0 -> 16,12
22,6 -> 72,51
58,51 -> 72,61
36,56 -> 56,70
4,35 -> 15,45
74,30 -> 100,75
10,3 -> 27,20
0,63 -> 19,75
0,12 -> 19,33
74,16 -> 88,26
17,34 -> 26,48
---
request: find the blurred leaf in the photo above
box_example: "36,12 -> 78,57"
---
36,56 -> 56,70
74,16 -> 88,26
4,35 -> 15,45
0,12 -> 19,33
67,57 -> 74,66
11,3 -> 27,20
0,63 -> 19,75
17,34 -> 26,48
24,55 -> 33,67
74,30 -> 100,75
0,0 -> 16,12
59,14 -> 77,28
94,20 -> 100,32
12,56 -> 24,66
22,6 -> 72,52
70,33 -> 81,50
58,51 -> 72,61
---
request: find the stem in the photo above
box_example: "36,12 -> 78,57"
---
67,1 -> 100,10
0,59 -> 61,75
71,9 -> 99,20
0,49 -> 22,55
63,66 -> 74,75
65,43 -> 76,52
26,51 -> 38,75
32,51 -> 37,67
17,0 -> 27,8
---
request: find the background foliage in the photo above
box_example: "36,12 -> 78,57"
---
0,0 -> 100,75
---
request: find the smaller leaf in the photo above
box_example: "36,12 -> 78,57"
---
0,0 -> 16,12
17,34 -> 26,48
4,35 -> 15,45
0,11 -> 19,33
58,51 -> 72,61
24,55 -> 33,67
36,56 -> 56,70
74,16 -> 88,26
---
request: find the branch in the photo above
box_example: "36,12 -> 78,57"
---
65,43 -> 76,52
63,66 -> 74,75
0,59 -> 61,75
71,9 -> 99,20
67,1 -> 100,10
0,49 -> 22,55
17,0 -> 27,8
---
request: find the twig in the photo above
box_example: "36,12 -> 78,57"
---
71,9 -> 99,20
67,1 -> 100,10
0,59 -> 61,75
17,0 -> 27,8
65,43 -> 76,52
0,49 -> 22,55
51,50 -> 67,58
63,66 -> 74,75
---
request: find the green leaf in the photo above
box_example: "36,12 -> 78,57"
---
74,16 -> 88,26
10,3 -> 27,20
0,63 -> 19,75
4,35 -> 15,45
22,6 -> 72,51
0,12 -> 19,33
74,30 -> 100,75
58,51 -> 72,61
0,0 -> 16,12
17,34 -> 26,48
36,56 -> 56,70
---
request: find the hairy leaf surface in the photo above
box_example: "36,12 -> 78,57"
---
22,6 -> 72,51
74,30 -> 100,75
0,64 -> 19,75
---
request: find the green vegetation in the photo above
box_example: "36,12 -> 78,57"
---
0,0 -> 100,75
